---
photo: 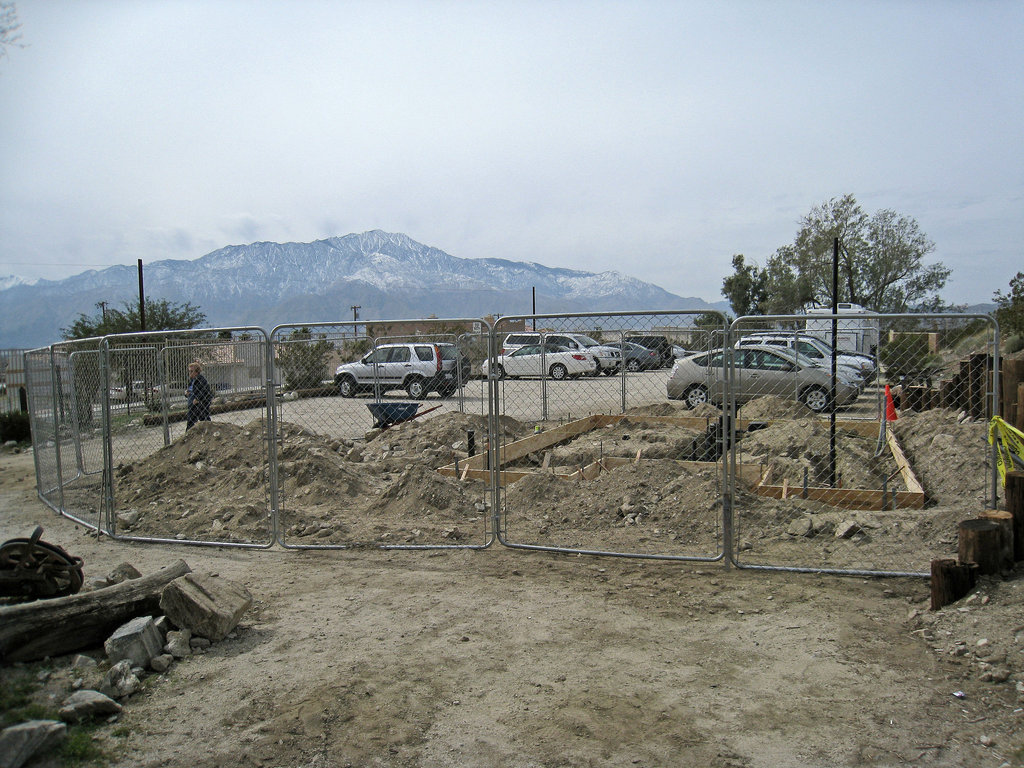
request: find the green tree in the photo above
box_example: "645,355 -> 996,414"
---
277,327 -> 334,390
994,271 -> 1024,337
720,195 -> 949,314
721,255 -> 766,317
61,298 -> 206,339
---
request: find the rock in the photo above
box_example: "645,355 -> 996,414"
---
787,516 -> 813,537
104,616 -> 164,668
0,720 -> 67,768
115,509 -> 141,528
159,573 -> 253,642
58,690 -> 122,723
99,659 -> 140,699
164,629 -> 192,659
834,520 -> 862,539
150,653 -> 174,673
107,562 -> 142,584
189,636 -> 212,651
71,654 -> 97,669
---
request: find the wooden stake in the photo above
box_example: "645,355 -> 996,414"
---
1006,470 -> 1024,561
930,558 -> 978,610
978,509 -> 1014,570
958,518 -> 1003,575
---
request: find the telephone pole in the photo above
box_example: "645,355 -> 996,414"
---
351,305 -> 361,337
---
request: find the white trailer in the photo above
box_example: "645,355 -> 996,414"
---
803,303 -> 880,356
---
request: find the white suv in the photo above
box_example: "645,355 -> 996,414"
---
501,332 -> 621,375
334,342 -> 470,400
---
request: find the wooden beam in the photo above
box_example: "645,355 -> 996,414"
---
886,429 -> 925,495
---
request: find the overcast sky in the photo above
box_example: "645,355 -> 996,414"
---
1,0 -> 1021,306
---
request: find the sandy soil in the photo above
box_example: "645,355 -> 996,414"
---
2,406 -> 1024,768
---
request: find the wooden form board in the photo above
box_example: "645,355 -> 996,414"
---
437,413 -> 923,510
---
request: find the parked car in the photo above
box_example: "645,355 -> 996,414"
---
482,344 -> 597,380
334,342 -> 470,400
501,332 -> 621,375
611,341 -> 661,372
736,331 -> 876,383
624,334 -> 675,368
666,346 -> 859,413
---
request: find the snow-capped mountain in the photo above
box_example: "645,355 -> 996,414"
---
0,231 -> 727,348
0,275 -> 35,292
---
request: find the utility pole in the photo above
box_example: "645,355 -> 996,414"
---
98,301 -> 108,323
351,305 -> 361,337
137,259 -> 146,332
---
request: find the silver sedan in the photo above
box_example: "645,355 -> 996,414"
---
667,347 -> 859,412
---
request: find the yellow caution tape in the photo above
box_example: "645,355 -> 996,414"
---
988,416 -> 1024,485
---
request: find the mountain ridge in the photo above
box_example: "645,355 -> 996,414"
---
0,230 -> 728,348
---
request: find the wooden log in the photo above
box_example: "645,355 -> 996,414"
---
930,558 -> 978,610
0,559 -> 191,663
958,518 -> 1003,575
978,509 -> 1014,570
1017,383 -> 1024,431
1007,470 -> 1024,561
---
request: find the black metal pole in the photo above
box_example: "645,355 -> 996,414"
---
829,238 -> 838,487
532,286 -> 536,331
137,259 -> 146,332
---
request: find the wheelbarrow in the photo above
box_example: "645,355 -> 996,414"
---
366,401 -> 444,429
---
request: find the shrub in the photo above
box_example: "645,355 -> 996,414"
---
0,410 -> 30,443
1005,333 -> 1024,355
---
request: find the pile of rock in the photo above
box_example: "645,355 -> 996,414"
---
0,568 -> 252,768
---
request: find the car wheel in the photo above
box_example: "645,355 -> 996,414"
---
684,385 -> 709,409
337,376 -> 357,398
406,377 -> 428,400
495,364 -> 507,380
626,360 -> 641,373
549,363 -> 569,381
801,386 -> 831,413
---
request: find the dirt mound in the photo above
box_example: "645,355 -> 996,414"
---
893,408 -> 992,505
739,418 -> 900,490
739,395 -> 815,420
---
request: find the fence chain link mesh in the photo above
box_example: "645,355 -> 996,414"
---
100,329 -> 274,547
21,311 -> 1001,577
491,311 -> 729,560
728,312 -> 999,576
270,319 -> 493,550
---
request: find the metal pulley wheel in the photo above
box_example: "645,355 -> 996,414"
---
0,526 -> 85,600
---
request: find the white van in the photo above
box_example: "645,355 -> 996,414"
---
803,304 -> 880,356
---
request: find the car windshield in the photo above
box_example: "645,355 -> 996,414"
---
575,335 -> 601,347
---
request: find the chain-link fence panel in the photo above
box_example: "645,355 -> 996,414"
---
100,328 -> 274,548
491,311 -> 730,560
270,319 -> 493,550
25,347 -> 63,518
728,312 -> 999,576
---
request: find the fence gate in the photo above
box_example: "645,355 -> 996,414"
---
269,318 -> 494,550
728,312 -> 999,576
99,328 -> 275,548
491,311 -> 730,561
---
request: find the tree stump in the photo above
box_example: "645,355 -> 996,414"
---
930,558 -> 978,610
1007,470 -> 1024,561
978,509 -> 1014,570
958,518 -> 1003,575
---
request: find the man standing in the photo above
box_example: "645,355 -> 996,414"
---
186,361 -> 213,429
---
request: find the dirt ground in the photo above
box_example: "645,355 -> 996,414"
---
2,403 -> 1024,768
